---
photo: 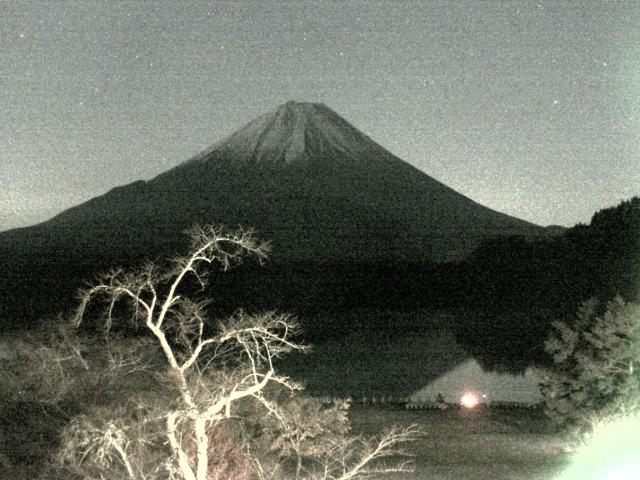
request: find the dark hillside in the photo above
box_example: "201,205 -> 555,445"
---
0,102 -> 545,331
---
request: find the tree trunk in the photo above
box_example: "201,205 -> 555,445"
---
195,418 -> 209,480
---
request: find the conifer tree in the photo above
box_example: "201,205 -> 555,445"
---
540,296 -> 640,431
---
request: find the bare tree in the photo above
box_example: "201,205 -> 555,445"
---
63,224 -> 420,480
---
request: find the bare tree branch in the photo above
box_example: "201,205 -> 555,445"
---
62,224 -> 419,480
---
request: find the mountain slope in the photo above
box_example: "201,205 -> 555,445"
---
5,101 -> 542,264
0,100 -> 556,329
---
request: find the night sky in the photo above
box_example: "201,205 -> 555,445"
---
2,1 -> 639,232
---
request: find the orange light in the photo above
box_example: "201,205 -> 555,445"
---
460,391 -> 480,408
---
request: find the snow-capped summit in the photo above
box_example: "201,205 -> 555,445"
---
180,101 -> 397,170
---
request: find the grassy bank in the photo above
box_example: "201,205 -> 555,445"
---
348,404 -> 570,480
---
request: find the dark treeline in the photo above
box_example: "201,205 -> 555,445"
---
454,196 -> 640,370
1,198 -> 638,372
210,198 -> 639,345
469,197 -> 639,308
202,259 -> 471,336
191,197 -> 640,373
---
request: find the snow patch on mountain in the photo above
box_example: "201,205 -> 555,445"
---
184,101 -> 387,168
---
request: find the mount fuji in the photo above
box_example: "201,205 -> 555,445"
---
1,101 -> 545,265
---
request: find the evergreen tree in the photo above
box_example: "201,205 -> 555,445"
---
540,297 -> 640,431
